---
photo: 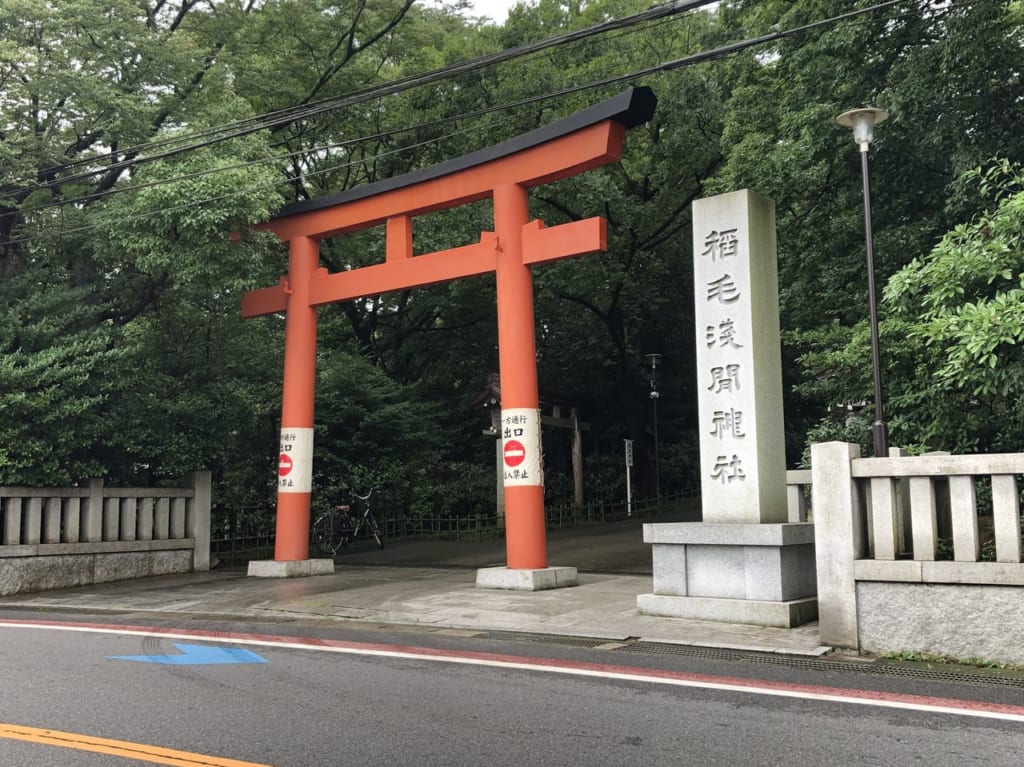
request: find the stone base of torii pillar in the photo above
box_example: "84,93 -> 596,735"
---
247,559 -> 335,578
476,565 -> 579,591
638,190 -> 817,628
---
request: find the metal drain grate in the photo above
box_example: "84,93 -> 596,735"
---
621,641 -> 1024,690
618,638 -> 1024,688
620,641 -> 881,673
865,662 -> 1024,688
479,631 -> 1024,690
480,630 -> 622,649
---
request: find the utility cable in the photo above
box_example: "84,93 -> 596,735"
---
2,0 -> 917,249
16,0 -> 720,196
1,0 -> 720,220
7,0 -> 912,222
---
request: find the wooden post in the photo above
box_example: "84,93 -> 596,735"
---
491,408 -> 505,530
571,407 -> 584,514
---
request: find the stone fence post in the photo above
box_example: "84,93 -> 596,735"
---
185,471 -> 212,571
811,441 -> 863,649
84,478 -> 104,543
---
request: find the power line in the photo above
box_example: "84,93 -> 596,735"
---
3,0 -> 916,249
3,0 -> 715,223
12,110 -> 508,217
4,0 -> 915,248
17,122 -> 495,248
13,0 -> 720,199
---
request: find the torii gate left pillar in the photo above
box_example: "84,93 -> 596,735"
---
243,87 -> 656,588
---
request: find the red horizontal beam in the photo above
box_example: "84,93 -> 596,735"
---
242,216 -> 608,317
309,234 -> 500,306
521,217 -> 606,266
241,277 -> 289,318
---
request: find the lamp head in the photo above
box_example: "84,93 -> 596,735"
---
837,107 -> 889,152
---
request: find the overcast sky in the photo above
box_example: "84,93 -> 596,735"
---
469,0 -> 520,21
424,0 -> 523,23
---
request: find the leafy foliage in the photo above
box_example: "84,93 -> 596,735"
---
716,0 -> 1024,459
3,0 -> 1024,525
883,160 -> 1024,452
0,276 -> 125,484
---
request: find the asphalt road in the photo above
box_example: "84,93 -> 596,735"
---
3,617 -> 1023,766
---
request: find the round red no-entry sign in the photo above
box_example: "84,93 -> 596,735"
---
278,453 -> 294,477
503,440 -> 526,467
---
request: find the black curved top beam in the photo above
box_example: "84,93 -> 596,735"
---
273,86 -> 657,221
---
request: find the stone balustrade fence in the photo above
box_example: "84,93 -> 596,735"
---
0,471 -> 210,595
811,442 -> 1024,664
786,469 -> 812,523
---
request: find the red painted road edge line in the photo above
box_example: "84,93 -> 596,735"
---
3,618 -> 1023,721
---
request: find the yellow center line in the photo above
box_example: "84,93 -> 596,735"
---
0,722 -> 274,767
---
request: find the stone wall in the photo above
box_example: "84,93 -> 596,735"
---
0,548 -> 194,595
857,582 -> 1024,665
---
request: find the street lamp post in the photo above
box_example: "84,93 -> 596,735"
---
837,107 -> 889,458
645,353 -> 662,498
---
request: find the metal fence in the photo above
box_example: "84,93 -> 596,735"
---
210,504 -> 278,566
210,491 -> 698,566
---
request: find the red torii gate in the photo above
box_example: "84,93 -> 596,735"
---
243,87 -> 656,575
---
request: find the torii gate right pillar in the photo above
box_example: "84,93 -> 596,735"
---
476,182 -> 579,588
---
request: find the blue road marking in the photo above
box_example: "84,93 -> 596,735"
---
107,643 -> 268,665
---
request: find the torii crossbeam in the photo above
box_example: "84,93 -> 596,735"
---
244,87 -> 656,574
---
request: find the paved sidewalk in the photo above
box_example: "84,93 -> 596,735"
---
0,563 -> 830,657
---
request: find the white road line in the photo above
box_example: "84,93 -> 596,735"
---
4,619 -> 1024,724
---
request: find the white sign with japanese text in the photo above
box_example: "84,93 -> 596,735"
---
278,427 -> 314,494
501,407 -> 543,487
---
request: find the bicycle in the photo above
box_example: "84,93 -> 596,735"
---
311,488 -> 384,556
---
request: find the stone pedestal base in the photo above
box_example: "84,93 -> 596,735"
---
637,593 -> 817,628
247,559 -> 335,578
476,566 -> 578,591
637,522 -> 817,628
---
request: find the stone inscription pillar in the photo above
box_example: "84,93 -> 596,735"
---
694,190 -> 787,523
638,190 -> 817,629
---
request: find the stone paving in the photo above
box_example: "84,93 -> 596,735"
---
0,563 -> 830,657
0,518 -> 830,656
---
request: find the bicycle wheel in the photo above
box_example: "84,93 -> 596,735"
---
368,513 -> 384,549
311,513 -> 345,556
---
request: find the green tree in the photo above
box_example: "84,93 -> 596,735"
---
0,0 -> 436,496
0,277 -> 125,484
9,0 -> 1021,522
797,160 -> 1024,455
884,160 -> 1024,452
713,0 -> 1024,458
0,0 -> 217,483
